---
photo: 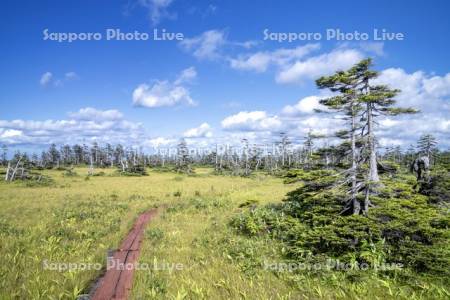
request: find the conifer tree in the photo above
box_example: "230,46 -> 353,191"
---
1,144 -> 7,166
417,134 -> 438,162
316,58 -> 418,215
317,68 -> 364,214
355,59 -> 418,213
176,138 -> 191,173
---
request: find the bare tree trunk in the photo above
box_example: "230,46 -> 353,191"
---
10,156 -> 22,182
4,161 -> 10,181
367,102 -> 379,183
121,158 -> 126,172
88,155 -> 94,175
255,158 -> 260,171
351,104 -> 360,215
215,144 -> 218,171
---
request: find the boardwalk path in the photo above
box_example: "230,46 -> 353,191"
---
91,208 -> 159,300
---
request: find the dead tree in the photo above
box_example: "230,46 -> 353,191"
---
4,161 -> 11,181
5,156 -> 23,182
88,154 -> 94,175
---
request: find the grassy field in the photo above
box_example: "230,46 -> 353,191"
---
0,167 -> 298,299
0,167 -> 448,299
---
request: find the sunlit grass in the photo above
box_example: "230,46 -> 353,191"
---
0,167 -> 295,299
1,167 -> 447,299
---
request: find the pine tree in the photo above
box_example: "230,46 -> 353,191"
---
1,144 -> 7,166
48,143 -> 60,167
176,138 -> 191,173
316,58 -> 418,215
355,58 -> 418,213
354,59 -> 417,184
417,134 -> 438,162
72,144 -> 83,165
316,68 -> 364,214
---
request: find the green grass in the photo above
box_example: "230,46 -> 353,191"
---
0,167 -> 296,299
1,167 -> 447,299
132,173 -> 298,299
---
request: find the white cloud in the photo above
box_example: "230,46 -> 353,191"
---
0,108 -> 144,146
229,52 -> 272,72
379,118 -> 400,128
40,71 -> 78,87
375,68 -> 450,112
228,44 -> 371,85
133,81 -> 195,108
282,95 -> 324,116
68,107 -> 124,121
183,123 -> 212,138
133,67 -> 197,108
0,129 -> 23,139
275,68 -> 450,148
40,72 -> 53,86
276,48 -> 364,84
65,72 -> 79,80
145,137 -> 176,148
229,44 -> 320,73
423,73 -> 450,98
138,0 -> 174,25
232,40 -> 259,49
221,111 -> 282,132
180,30 -> 226,60
174,66 -> 197,85
369,68 -> 450,147
378,137 -> 404,147
220,68 -> 449,148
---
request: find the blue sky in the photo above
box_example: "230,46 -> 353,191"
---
0,0 -> 449,152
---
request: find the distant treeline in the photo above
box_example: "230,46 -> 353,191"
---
0,133 -> 447,174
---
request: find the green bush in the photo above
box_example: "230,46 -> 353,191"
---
232,169 -> 450,281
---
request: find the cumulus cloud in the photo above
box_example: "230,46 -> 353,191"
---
0,108 -> 144,146
68,107 -> 124,121
280,68 -> 450,148
276,48 -> 364,84
65,72 -> 79,80
227,44 -> 371,85
40,72 -> 53,86
180,29 -> 261,62
221,111 -> 282,132
40,71 -> 78,87
0,129 -> 23,139
183,122 -> 212,138
180,30 -> 226,60
145,137 -> 177,148
217,66 -> 450,148
375,68 -> 450,112
423,74 -> 450,97
372,68 -> 450,147
282,95 -> 325,116
174,66 -> 197,85
133,67 -> 197,108
229,44 -> 320,72
138,0 -> 175,25
133,82 -> 195,108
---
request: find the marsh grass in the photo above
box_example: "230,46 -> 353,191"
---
1,167 -> 447,299
0,167 -> 294,299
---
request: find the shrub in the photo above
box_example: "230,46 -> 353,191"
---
232,169 -> 450,279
